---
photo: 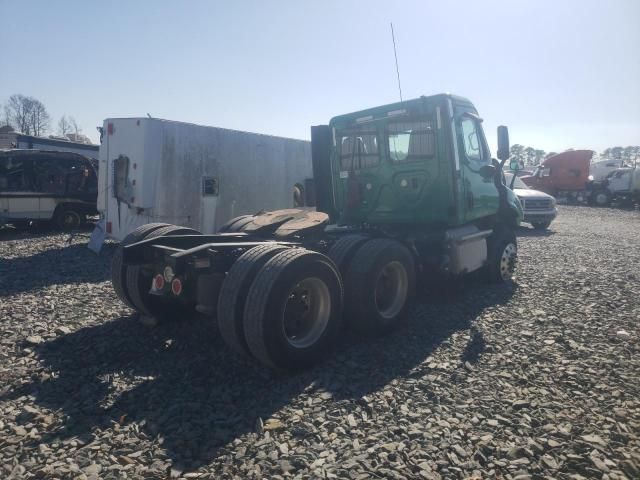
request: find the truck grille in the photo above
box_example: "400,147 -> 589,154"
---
522,198 -> 552,210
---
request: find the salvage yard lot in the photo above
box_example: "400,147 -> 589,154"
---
0,206 -> 638,479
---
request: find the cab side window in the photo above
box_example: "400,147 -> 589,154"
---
388,121 -> 435,163
459,117 -> 485,163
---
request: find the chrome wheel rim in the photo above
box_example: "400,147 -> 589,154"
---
500,243 -> 517,280
283,277 -> 331,348
374,261 -> 408,319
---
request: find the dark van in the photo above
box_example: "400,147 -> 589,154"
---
0,150 -> 98,229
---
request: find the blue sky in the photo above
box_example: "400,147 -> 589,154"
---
1,0 -> 638,153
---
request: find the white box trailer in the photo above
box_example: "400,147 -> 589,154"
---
97,118 -> 312,241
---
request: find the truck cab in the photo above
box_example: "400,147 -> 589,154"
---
313,94 -> 521,230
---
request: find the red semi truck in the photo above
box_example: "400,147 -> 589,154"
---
520,150 -> 594,201
521,150 -> 637,206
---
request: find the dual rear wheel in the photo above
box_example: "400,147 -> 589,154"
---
217,237 -> 418,369
218,246 -> 344,369
112,222 -> 517,370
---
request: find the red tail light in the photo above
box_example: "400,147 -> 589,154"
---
171,278 -> 183,296
153,274 -> 165,291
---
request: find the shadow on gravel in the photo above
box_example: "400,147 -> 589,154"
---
516,226 -> 555,238
0,223 -> 95,242
0,242 -> 115,297
5,278 -> 514,472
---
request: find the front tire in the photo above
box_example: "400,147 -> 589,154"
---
243,249 -> 343,370
486,227 -> 517,283
594,190 -> 611,207
344,239 -> 416,335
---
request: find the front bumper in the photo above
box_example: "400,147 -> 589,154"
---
523,207 -> 557,224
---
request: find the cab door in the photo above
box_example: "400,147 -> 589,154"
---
456,113 -> 499,222
607,170 -> 632,192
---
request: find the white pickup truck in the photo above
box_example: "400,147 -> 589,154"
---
505,173 -> 558,230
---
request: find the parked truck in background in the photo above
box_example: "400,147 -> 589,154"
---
520,150 -> 594,202
97,118 -> 313,241
588,166 -> 640,207
110,94 -> 523,370
520,151 -> 632,206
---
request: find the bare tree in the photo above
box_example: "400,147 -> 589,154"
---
4,94 -> 50,136
1,104 -> 11,128
58,115 -> 72,136
69,116 -> 81,135
6,94 -> 32,134
30,99 -> 50,136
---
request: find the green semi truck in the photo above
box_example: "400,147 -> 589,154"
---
112,93 -> 523,370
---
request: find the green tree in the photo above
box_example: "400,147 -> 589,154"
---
524,147 -> 536,166
510,144 -> 524,164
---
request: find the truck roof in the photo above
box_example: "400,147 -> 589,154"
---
542,150 -> 594,167
103,117 -> 309,144
329,93 -> 474,127
0,149 -> 95,162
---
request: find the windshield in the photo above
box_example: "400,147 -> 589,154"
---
505,173 -> 528,189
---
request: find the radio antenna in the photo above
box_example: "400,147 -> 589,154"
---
390,22 -> 403,102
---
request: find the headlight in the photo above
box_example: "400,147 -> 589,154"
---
588,175 -> 594,181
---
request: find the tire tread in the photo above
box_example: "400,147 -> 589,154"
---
217,243 -> 289,357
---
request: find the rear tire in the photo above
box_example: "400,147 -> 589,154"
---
218,215 -> 253,233
125,225 -> 201,320
345,239 -> 416,335
217,243 -> 289,357
486,227 -> 517,283
243,249 -> 343,370
54,206 -> 83,230
327,234 -> 369,277
111,223 -> 170,309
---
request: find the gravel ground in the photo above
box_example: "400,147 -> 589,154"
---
0,206 -> 638,480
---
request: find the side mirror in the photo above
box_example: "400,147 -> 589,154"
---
509,159 -> 520,172
479,164 -> 497,180
497,126 -> 510,161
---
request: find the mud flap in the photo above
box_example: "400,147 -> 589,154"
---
88,219 -> 107,254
